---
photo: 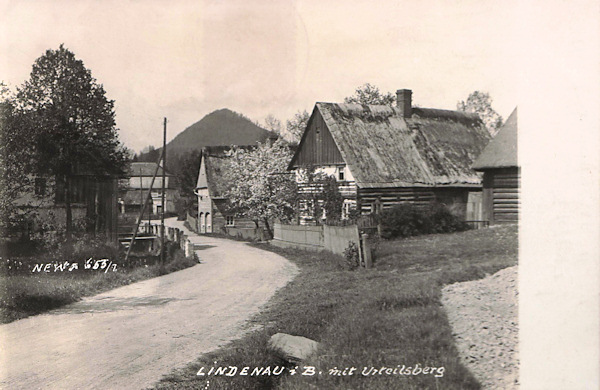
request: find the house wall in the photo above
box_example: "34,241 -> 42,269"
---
482,167 -> 520,224
292,109 -> 345,166
357,186 -> 477,219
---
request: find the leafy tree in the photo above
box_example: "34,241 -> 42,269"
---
285,110 -> 310,143
344,83 -> 396,105
13,45 -> 129,239
0,83 -> 36,228
168,149 -> 201,198
457,91 -> 503,136
322,175 -> 343,223
222,139 -> 297,237
295,167 -> 344,225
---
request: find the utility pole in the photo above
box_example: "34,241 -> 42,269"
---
161,117 -> 167,265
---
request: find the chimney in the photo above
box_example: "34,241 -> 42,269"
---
396,89 -> 412,118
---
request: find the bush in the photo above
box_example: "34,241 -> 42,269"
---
378,203 -> 469,239
343,241 -> 360,270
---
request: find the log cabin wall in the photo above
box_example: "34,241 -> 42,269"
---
357,187 -> 475,219
357,187 -> 436,214
482,167 -> 520,224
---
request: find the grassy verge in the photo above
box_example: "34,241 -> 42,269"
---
0,241 -> 198,324
152,225 -> 517,390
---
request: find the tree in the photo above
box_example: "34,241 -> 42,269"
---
344,83 -> 396,105
295,167 -> 344,224
222,139 -> 297,237
14,45 -> 129,239
168,149 -> 201,198
0,82 -> 36,227
322,175 -> 344,223
263,114 -> 283,134
285,110 -> 310,143
457,91 -> 503,136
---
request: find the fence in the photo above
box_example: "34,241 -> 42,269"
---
140,221 -> 196,258
271,222 -> 373,268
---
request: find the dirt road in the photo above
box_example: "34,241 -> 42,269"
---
0,219 -> 298,389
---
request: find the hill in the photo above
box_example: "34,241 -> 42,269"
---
138,109 -> 276,160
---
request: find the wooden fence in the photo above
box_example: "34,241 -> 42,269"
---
271,222 -> 373,268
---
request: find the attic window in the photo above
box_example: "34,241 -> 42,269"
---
226,216 -> 235,226
338,166 -> 345,181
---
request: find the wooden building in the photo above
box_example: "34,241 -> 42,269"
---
11,172 -> 120,241
287,89 -> 491,223
195,146 -> 262,233
472,107 -> 519,225
120,162 -> 178,216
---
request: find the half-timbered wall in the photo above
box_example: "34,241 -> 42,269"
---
482,167 -> 520,224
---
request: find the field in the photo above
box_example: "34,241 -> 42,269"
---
153,224 -> 517,390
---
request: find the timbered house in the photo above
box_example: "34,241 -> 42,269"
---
194,146 -> 262,233
472,107 -> 519,225
287,89 -> 491,223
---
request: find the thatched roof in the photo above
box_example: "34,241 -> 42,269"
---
473,107 -> 518,170
312,103 -> 490,188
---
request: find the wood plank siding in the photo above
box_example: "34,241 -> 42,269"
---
291,109 -> 344,167
482,167 -> 520,224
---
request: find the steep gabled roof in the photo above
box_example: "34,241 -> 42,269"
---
293,103 -> 490,188
473,107 -> 518,170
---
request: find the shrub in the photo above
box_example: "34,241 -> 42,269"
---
343,241 -> 360,270
378,203 -> 469,239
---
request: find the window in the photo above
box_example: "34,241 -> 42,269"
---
226,216 -> 235,226
34,178 -> 46,196
338,166 -> 345,181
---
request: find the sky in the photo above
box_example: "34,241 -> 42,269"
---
1,0 -> 520,153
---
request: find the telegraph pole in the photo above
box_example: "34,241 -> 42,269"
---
160,117 -> 167,265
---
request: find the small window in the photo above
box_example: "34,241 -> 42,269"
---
34,178 -> 46,196
226,216 -> 235,226
338,166 -> 345,181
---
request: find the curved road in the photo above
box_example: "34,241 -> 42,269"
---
0,218 -> 298,389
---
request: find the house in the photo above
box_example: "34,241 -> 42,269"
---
194,146 -> 263,234
472,107 -> 519,225
11,172 -> 119,241
120,162 -> 178,217
287,89 -> 491,223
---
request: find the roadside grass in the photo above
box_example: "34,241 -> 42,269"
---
153,225 -> 518,390
0,242 -> 198,324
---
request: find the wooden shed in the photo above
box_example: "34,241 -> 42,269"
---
288,89 -> 491,223
472,107 -> 519,225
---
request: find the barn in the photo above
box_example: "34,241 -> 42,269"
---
472,107 -> 519,225
287,89 -> 491,223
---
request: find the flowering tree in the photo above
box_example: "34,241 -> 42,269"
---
222,140 -> 297,237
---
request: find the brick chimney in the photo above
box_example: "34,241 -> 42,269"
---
396,89 -> 412,118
